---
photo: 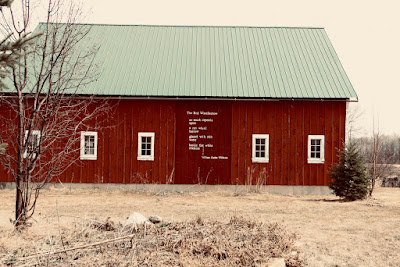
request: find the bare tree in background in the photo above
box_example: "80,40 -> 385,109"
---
0,0 -> 112,227
345,104 -> 398,196
346,103 -> 364,143
369,116 -> 395,196
370,116 -> 379,196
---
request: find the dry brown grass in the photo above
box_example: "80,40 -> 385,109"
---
0,186 -> 399,266
1,216 -> 302,266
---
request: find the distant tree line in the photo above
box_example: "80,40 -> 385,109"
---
354,134 -> 400,164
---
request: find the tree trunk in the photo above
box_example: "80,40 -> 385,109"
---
15,178 -> 26,226
370,133 -> 378,197
15,81 -> 26,226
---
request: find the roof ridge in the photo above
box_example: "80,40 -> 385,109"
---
38,22 -> 324,30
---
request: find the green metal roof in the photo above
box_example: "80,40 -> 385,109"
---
37,24 -> 358,99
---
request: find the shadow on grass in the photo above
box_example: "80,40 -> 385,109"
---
302,198 -> 345,203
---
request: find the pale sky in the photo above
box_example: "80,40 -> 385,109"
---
37,0 -> 400,136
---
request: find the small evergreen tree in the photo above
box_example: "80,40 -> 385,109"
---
329,142 -> 371,201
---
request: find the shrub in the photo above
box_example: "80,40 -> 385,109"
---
329,142 -> 371,201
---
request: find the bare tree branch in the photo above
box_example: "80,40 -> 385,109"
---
0,0 -> 114,227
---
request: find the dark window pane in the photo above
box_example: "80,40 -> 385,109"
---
140,135 -> 153,157
256,152 -> 260,157
261,152 -> 265,157
316,152 -> 320,158
30,136 -> 37,147
311,152 -> 315,158
84,137 -> 90,148
311,140 -> 316,145
316,146 -> 320,152
256,139 -> 260,145
84,135 -> 95,154
261,139 -> 265,145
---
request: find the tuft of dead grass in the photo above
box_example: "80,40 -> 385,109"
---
2,216 -> 303,266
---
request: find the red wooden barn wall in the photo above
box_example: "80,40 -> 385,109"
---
230,101 -> 345,186
0,99 -> 346,186
59,100 -> 176,184
175,101 -> 232,185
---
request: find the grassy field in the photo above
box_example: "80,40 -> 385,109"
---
0,186 -> 399,266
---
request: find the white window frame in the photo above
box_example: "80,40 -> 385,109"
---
80,131 -> 98,160
137,132 -> 155,161
23,130 -> 41,159
308,135 -> 325,164
252,134 -> 269,163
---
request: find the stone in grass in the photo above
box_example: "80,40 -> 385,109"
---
267,258 -> 285,267
293,241 -> 303,251
124,212 -> 152,228
148,215 -> 162,224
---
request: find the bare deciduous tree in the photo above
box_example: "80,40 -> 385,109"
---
0,0 -> 112,227
368,116 -> 395,196
346,103 -> 364,143
0,0 -> 41,154
370,116 -> 379,196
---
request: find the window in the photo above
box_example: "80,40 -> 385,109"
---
308,135 -> 325,164
80,131 -> 98,160
252,134 -> 269,163
137,132 -> 155,161
23,130 -> 41,158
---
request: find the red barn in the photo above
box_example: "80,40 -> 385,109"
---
0,25 -> 357,194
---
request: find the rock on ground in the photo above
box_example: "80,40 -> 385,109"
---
124,212 -> 151,227
148,215 -> 162,224
267,258 -> 285,267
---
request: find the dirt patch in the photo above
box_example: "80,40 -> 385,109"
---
0,187 -> 399,266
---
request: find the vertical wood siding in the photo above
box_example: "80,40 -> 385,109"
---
0,100 -> 345,185
175,101 -> 232,184
57,100 -> 176,184
230,101 -> 346,185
